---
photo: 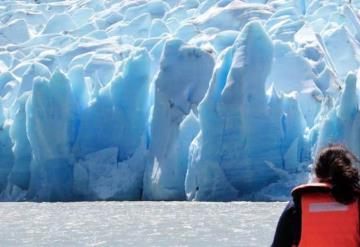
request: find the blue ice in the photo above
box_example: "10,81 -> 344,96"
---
0,0 -> 360,201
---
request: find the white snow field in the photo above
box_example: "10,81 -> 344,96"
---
0,201 -> 286,246
0,0 -> 360,201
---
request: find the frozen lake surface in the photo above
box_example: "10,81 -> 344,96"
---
0,202 -> 286,246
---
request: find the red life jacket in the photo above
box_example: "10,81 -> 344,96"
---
291,183 -> 360,247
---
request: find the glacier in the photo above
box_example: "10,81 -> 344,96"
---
0,0 -> 360,201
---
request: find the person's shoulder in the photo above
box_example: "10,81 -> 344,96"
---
283,199 -> 297,214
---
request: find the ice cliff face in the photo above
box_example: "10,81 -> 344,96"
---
0,0 -> 360,201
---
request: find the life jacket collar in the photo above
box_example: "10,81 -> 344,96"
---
291,182 -> 332,199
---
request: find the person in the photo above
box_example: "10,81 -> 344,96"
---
271,144 -> 360,246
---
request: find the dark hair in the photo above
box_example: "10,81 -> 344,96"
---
315,144 -> 360,204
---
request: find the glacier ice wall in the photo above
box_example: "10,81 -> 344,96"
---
0,0 -> 360,201
186,21 -> 284,201
143,39 -> 214,200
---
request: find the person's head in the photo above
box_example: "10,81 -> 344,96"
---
314,144 -> 360,204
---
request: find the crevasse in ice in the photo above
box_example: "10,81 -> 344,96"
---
0,0 -> 360,201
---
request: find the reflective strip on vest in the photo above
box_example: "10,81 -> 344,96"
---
309,202 -> 349,212
298,192 -> 360,247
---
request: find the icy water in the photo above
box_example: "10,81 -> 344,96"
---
0,202 -> 286,246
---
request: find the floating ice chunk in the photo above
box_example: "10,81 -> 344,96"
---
0,19 -> 30,45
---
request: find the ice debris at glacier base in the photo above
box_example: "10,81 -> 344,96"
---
0,0 -> 360,201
